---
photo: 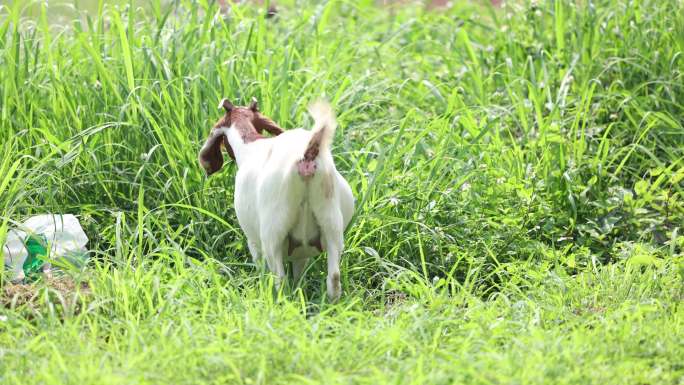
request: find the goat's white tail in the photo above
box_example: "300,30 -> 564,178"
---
298,101 -> 337,178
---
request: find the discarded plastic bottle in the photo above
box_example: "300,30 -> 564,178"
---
23,234 -> 49,281
2,214 -> 89,283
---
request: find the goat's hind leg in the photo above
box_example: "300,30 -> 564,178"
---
260,231 -> 287,291
247,239 -> 261,265
314,207 -> 344,302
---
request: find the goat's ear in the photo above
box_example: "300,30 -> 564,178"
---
253,113 -> 284,136
249,97 -> 258,112
199,129 -> 226,176
219,98 -> 233,113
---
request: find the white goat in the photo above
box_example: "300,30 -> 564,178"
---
199,98 -> 354,301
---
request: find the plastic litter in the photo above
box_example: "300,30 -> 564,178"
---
2,214 -> 89,282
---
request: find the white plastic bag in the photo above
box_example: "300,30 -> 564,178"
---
3,229 -> 28,282
2,214 -> 89,282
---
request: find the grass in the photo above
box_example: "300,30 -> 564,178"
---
1,0 -> 683,384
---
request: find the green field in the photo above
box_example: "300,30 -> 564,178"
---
1,0 -> 683,384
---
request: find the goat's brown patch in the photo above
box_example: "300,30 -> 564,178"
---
297,128 -> 326,179
213,103 -> 283,142
234,118 -> 264,143
296,114 -> 333,179
200,98 -> 285,174
303,128 -> 324,162
198,130 -> 226,175
330,271 -> 340,287
253,113 -> 284,136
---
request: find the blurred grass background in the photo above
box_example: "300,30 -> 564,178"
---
0,0 -> 683,383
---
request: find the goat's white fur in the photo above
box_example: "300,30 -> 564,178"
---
222,102 -> 354,301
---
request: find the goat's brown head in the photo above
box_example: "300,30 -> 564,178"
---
199,97 -> 284,176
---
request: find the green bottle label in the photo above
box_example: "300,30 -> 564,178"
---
23,234 -> 48,281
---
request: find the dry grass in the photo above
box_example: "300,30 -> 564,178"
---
2,274 -> 90,315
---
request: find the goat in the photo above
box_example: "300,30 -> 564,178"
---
199,98 -> 354,301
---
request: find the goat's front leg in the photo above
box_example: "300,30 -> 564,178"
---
292,257 -> 309,284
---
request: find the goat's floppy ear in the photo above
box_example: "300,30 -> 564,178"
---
249,97 -> 258,112
198,129 -> 226,176
219,98 -> 234,113
253,113 -> 284,136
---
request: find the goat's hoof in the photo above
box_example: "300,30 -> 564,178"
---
327,290 -> 341,303
327,272 -> 341,302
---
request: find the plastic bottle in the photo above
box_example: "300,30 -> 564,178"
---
23,234 -> 49,281
2,214 -> 89,282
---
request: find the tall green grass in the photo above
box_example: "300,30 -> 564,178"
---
1,0 -> 683,384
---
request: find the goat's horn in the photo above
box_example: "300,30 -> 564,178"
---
219,98 -> 233,112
